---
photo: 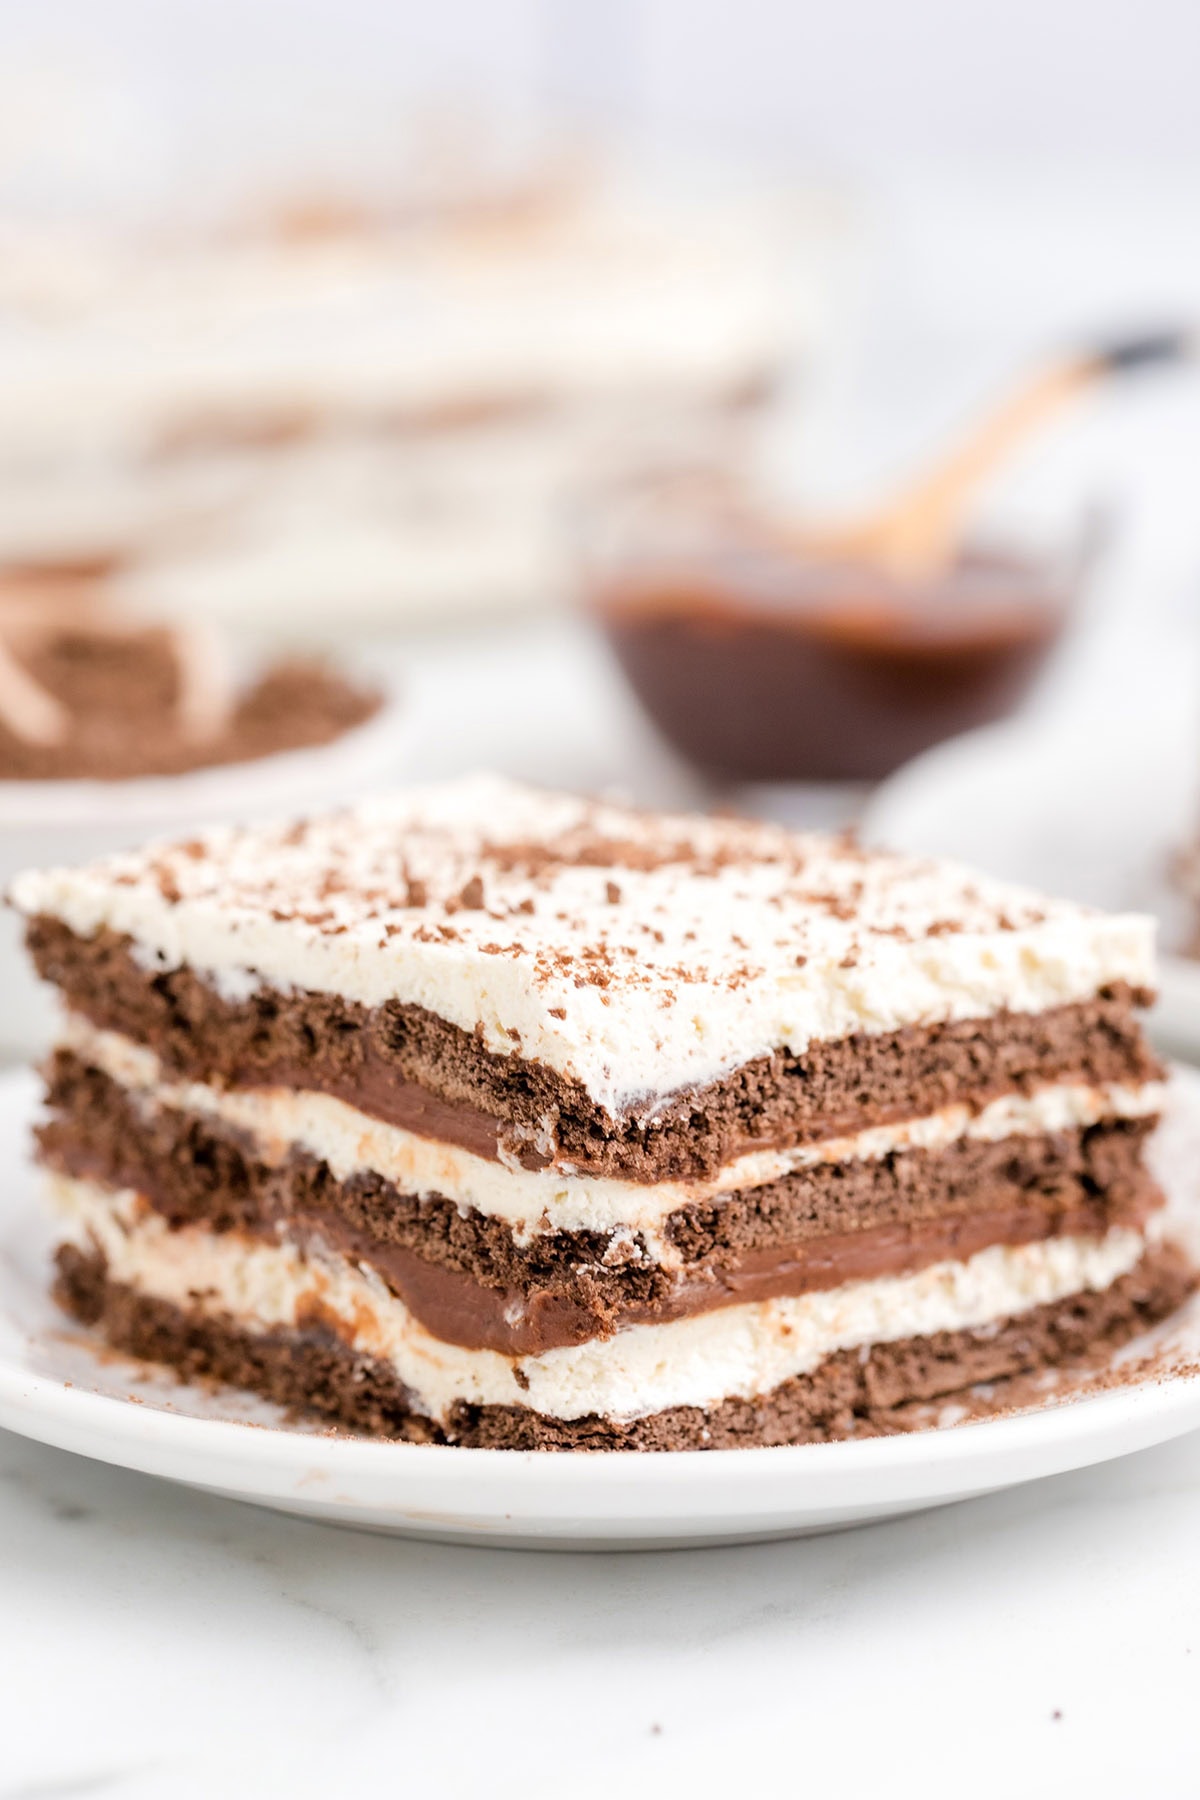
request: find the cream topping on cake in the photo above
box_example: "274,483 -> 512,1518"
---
11,775 -> 1156,1111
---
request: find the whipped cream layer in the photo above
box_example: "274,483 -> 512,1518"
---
53,1174 -> 1149,1424
62,1016 -> 1165,1255
13,777 -> 1156,1114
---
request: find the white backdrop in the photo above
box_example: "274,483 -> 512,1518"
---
2,0 -> 1200,212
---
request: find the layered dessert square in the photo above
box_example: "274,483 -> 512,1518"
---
12,776 -> 1193,1449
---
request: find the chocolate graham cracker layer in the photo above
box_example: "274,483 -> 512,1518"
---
26,918 -> 1161,1182
54,1240 -> 1195,1449
40,1050 -> 1163,1354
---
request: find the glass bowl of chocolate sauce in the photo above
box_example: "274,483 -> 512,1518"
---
586,487 -> 1079,783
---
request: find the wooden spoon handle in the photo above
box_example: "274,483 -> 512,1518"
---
851,358 -> 1095,574
796,329 -> 1191,577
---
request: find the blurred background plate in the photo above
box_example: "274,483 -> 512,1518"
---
863,686 -> 1200,1058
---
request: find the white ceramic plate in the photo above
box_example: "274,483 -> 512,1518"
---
3,1071 -> 1200,1549
863,710 -> 1200,1062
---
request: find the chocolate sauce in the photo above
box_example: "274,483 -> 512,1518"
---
594,536 -> 1070,781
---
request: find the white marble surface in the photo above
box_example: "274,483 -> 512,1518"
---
2,1425 -> 1200,1799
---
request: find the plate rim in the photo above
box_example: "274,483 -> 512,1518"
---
3,1331 -> 1200,1480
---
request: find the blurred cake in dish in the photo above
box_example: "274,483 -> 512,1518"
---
0,593 -> 381,781
14,776 -> 1191,1448
0,171 -> 802,637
